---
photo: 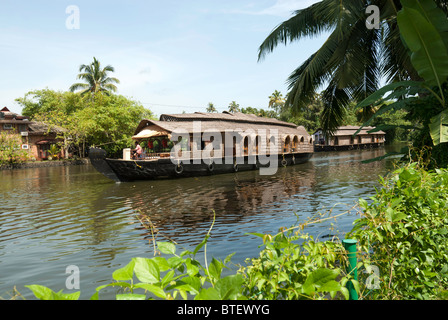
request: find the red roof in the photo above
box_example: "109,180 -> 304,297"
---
1,107 -> 10,112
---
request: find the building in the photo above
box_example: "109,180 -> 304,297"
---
0,107 -> 66,160
313,125 -> 385,151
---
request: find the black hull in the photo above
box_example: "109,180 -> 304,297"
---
89,148 -> 313,182
314,143 -> 384,152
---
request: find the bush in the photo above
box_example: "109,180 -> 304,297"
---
348,162 -> 448,299
0,133 -> 30,166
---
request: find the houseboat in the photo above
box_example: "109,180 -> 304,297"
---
89,111 -> 314,182
313,125 -> 385,152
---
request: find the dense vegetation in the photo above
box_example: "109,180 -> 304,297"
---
15,89 -> 154,158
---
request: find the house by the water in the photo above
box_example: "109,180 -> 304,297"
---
313,125 -> 385,152
0,107 -> 66,160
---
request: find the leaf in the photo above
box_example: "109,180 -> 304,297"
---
429,109 -> 448,145
25,285 -> 81,300
355,80 -> 422,109
134,283 -> 166,299
25,285 -> 54,300
193,235 -> 210,255
112,260 -> 135,281
152,257 -> 171,272
304,268 -> 339,289
158,242 -> 176,255
133,257 -> 160,284
215,274 -> 244,300
397,5 -> 448,89
319,280 -> 341,292
116,293 -> 146,300
195,287 -> 220,300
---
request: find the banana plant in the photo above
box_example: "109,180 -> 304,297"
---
355,0 -> 448,146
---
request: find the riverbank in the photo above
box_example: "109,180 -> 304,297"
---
0,158 -> 90,170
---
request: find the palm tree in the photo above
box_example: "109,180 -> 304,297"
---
268,90 -> 285,113
228,101 -> 241,113
258,0 -> 448,135
69,57 -> 120,96
206,102 -> 217,113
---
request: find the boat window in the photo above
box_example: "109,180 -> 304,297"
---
243,136 -> 249,156
284,136 -> 291,153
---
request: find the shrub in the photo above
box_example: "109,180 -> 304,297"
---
348,162 -> 448,299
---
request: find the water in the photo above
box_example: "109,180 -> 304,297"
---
0,146 -> 401,299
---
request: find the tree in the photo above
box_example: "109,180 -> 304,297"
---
354,0 -> 448,165
69,57 -> 120,97
268,90 -> 285,114
258,0 -> 448,135
16,89 -> 154,157
228,101 -> 240,113
241,106 -> 277,119
206,102 -> 217,113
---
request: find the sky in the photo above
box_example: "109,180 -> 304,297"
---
0,0 -> 325,118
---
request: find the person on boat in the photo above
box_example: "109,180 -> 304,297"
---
133,141 -> 143,159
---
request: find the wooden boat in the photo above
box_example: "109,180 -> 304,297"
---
89,112 -> 314,182
313,126 -> 386,152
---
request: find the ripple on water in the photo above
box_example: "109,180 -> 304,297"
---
0,147 -> 400,299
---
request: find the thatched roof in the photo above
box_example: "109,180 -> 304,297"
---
159,112 -> 298,128
314,125 -> 386,136
28,121 -> 67,135
133,112 -> 310,140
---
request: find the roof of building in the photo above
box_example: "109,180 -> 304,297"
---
314,125 -> 386,136
159,112 -> 298,128
0,107 -> 30,122
133,112 -> 310,139
28,121 -> 67,135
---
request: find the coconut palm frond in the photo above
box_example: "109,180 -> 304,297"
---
70,57 -> 120,96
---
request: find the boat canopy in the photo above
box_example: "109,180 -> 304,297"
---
132,125 -> 171,140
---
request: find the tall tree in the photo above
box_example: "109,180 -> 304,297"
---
206,102 -> 217,113
228,101 -> 241,113
258,0 -> 448,135
268,90 -> 285,114
69,57 -> 120,96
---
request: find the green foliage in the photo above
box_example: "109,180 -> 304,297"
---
15,89 -> 154,157
0,132 -> 31,165
356,0 -> 448,153
239,229 -> 356,300
69,57 -> 120,96
348,162 -> 448,299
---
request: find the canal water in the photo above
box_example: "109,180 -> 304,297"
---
0,145 -> 401,299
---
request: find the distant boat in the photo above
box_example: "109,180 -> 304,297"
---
89,112 -> 314,182
312,126 -> 386,152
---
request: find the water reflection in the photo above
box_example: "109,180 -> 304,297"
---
0,146 -> 400,299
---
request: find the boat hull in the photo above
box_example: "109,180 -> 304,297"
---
89,148 -> 313,182
314,142 -> 384,152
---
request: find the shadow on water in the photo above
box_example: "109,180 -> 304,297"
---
0,145 -> 402,299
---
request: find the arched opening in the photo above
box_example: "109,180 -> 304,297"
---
243,136 -> 249,156
255,135 -> 259,154
292,135 -> 299,151
284,136 -> 291,153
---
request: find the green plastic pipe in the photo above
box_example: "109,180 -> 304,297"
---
342,239 -> 358,300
